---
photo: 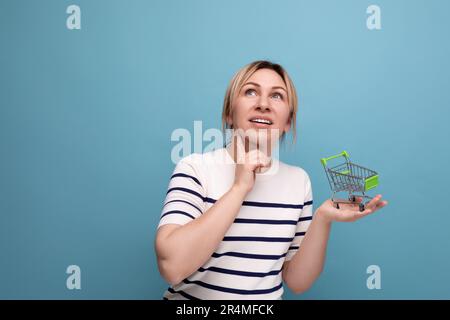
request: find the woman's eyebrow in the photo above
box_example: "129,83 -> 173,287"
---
243,81 -> 287,92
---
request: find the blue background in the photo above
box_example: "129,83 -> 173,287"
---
1,0 -> 449,299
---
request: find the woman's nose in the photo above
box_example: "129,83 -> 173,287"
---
256,97 -> 271,111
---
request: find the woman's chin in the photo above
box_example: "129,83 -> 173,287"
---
247,131 -> 277,147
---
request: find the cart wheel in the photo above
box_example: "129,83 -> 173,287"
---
349,195 -> 356,202
359,203 -> 365,212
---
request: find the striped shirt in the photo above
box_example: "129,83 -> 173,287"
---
158,147 -> 313,300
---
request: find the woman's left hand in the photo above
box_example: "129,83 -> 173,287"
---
316,194 -> 388,223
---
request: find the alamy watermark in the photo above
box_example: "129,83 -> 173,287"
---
170,121 -> 281,170
367,5 -> 381,30
66,5 -> 81,30
66,265 -> 81,290
366,264 -> 381,290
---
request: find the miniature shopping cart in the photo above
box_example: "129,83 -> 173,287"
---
321,151 -> 379,211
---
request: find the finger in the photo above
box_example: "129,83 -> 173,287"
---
360,206 -> 374,216
372,200 -> 389,213
247,152 -> 269,167
341,203 -> 373,215
360,198 -> 389,216
250,151 -> 271,167
340,199 -> 365,210
234,134 -> 246,163
256,137 -> 260,166
257,151 -> 270,166
366,194 -> 383,210
251,162 -> 265,172
247,156 -> 270,173
361,198 -> 384,214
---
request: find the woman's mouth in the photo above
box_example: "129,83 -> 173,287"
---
249,118 -> 273,127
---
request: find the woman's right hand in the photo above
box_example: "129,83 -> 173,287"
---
232,134 -> 271,195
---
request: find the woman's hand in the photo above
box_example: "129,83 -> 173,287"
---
316,195 -> 388,223
232,134 -> 271,195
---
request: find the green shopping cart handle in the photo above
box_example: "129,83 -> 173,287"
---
320,151 -> 349,166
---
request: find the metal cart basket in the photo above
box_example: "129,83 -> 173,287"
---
321,151 -> 379,211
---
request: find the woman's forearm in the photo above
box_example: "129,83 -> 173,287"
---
157,184 -> 248,284
283,209 -> 332,293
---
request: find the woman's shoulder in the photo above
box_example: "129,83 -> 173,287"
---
276,161 -> 313,198
176,148 -> 231,168
277,160 -> 311,182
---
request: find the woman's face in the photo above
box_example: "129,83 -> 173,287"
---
227,68 -> 291,147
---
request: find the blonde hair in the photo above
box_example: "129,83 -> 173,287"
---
221,60 -> 298,144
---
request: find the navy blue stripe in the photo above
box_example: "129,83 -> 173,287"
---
289,245 -> 300,250
212,251 -> 287,260
163,194 -> 308,217
167,287 -> 201,300
234,218 -> 297,225
182,279 -> 283,295
298,216 -> 313,222
169,190 -> 312,210
163,199 -> 203,214
198,266 -> 282,278
242,200 -> 304,209
171,173 -> 202,186
223,236 -> 294,242
167,187 -> 204,201
205,197 -> 311,209
304,200 -> 313,206
161,210 -> 195,220
295,232 -> 306,237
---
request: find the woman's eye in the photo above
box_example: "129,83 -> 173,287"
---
272,92 -> 283,100
244,89 -> 283,100
245,89 -> 257,96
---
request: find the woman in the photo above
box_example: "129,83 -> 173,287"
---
155,60 -> 388,300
